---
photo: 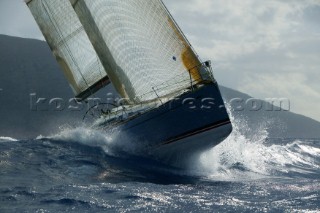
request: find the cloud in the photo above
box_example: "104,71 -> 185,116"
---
164,0 -> 320,121
0,0 -> 43,39
241,72 -> 320,119
166,0 -> 318,57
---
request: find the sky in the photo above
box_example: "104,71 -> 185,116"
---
0,0 -> 319,122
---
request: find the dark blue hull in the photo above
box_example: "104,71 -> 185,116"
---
100,82 -> 232,161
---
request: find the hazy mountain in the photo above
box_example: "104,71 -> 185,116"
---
220,87 -> 320,138
1,35 -> 320,139
0,35 -> 82,138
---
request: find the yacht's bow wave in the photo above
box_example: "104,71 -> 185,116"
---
0,136 -> 18,142
34,117 -> 320,181
45,126 -> 144,157
193,106 -> 320,180
6,103 -> 316,182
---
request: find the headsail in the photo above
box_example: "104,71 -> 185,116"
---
71,0 -> 203,103
25,0 -> 110,100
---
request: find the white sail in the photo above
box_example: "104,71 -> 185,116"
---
26,0 -> 110,100
71,0 -> 202,103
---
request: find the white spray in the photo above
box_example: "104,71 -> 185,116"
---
191,104 -> 320,180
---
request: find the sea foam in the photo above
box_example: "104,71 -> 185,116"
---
192,105 -> 320,180
0,136 -> 18,142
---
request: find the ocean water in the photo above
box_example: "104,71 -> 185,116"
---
0,112 -> 319,212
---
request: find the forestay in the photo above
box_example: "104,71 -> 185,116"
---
71,0 -> 202,103
26,0 -> 110,100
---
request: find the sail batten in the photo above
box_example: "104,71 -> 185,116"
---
26,0 -> 110,100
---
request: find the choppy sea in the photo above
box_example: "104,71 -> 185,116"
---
0,111 -> 319,212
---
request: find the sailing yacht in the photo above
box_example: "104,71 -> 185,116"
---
26,0 -> 232,161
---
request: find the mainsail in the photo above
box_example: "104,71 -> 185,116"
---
70,0 -> 203,103
26,0 -> 110,100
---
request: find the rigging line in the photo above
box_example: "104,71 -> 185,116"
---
89,57 -> 105,100
157,72 -> 190,86
159,0 -> 202,62
140,74 -> 206,98
97,57 -> 104,83
70,0 -> 105,87
55,25 -> 84,48
138,79 -> 194,100
41,0 -> 94,98
70,0 -> 105,98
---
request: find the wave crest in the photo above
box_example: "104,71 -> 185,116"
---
192,105 -> 320,180
0,136 -> 18,142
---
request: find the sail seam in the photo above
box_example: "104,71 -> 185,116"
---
55,26 -> 84,49
41,0 -> 92,96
